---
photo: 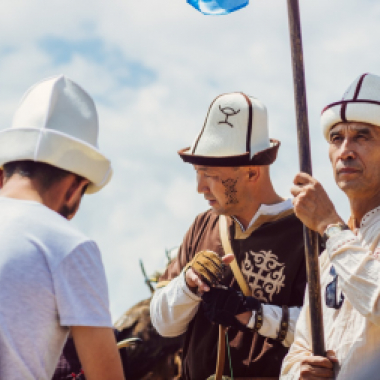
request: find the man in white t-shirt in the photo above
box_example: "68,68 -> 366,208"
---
0,76 -> 125,380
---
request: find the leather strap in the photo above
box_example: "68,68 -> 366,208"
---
276,305 -> 289,342
219,215 -> 251,297
253,304 -> 263,331
215,215 -> 252,380
215,325 -> 227,380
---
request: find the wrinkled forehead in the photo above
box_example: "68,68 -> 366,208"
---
329,121 -> 379,135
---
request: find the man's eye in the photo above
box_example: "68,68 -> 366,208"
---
330,135 -> 342,143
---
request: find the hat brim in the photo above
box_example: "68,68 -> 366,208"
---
321,99 -> 380,141
0,128 -> 112,194
178,139 -> 280,167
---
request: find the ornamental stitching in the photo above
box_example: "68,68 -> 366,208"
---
241,250 -> 286,302
332,238 -> 356,252
370,248 -> 380,260
361,206 -> 380,226
218,105 -> 240,128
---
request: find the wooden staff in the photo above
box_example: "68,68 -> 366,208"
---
286,0 -> 326,356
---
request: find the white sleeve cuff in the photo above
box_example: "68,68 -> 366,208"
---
150,271 -> 201,337
326,229 -> 357,260
179,270 -> 202,302
246,305 -> 301,347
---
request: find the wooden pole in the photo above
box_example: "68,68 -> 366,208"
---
286,0 -> 326,356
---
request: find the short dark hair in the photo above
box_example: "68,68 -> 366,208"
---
3,160 -> 75,190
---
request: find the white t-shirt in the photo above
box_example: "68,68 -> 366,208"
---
0,197 -> 113,380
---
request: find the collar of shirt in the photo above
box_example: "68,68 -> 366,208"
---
232,198 -> 293,232
353,204 -> 380,243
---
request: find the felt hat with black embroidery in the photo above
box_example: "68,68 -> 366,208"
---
178,92 -> 280,167
0,75 -> 112,194
321,73 -> 380,140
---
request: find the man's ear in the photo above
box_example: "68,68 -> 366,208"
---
65,176 -> 90,206
247,166 -> 260,182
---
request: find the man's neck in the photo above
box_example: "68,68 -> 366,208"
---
0,175 -> 64,213
233,194 -> 285,230
349,192 -> 380,227
0,177 -> 45,204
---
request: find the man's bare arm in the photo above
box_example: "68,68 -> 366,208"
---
71,326 -> 125,380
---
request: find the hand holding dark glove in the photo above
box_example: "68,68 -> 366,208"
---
202,286 -> 261,332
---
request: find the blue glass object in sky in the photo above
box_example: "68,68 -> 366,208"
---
187,0 -> 249,15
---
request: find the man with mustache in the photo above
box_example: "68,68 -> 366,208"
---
0,76 -> 124,380
151,92 -> 308,379
281,73 -> 380,379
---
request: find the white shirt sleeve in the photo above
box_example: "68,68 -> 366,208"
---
53,241 -> 113,328
280,289 -> 313,379
280,251 -> 337,379
150,271 -> 201,337
246,305 -> 301,347
327,229 -> 380,325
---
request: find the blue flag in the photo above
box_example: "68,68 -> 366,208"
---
187,0 -> 249,15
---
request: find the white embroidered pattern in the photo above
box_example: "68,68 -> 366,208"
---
371,248 -> 380,260
241,251 -> 285,302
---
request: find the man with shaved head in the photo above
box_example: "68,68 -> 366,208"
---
151,92 -> 308,379
281,73 -> 380,379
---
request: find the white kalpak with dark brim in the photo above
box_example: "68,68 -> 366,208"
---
179,92 -> 280,167
0,75 -> 112,194
321,73 -> 380,140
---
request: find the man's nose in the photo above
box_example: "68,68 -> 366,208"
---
338,137 -> 357,160
197,173 -> 209,194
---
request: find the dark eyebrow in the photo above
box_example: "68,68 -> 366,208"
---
354,127 -> 371,135
329,129 -> 342,139
329,126 -> 373,139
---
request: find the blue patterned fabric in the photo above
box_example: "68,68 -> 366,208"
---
187,0 -> 248,15
325,265 -> 345,309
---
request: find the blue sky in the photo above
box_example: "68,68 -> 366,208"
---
0,0 -> 379,319
39,36 -> 156,88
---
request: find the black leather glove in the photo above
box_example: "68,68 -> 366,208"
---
202,286 -> 261,332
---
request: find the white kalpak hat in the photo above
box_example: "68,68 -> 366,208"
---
179,92 -> 280,166
0,75 -> 112,194
321,73 -> 380,140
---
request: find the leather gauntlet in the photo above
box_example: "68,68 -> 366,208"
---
202,286 -> 261,332
185,250 -> 225,286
